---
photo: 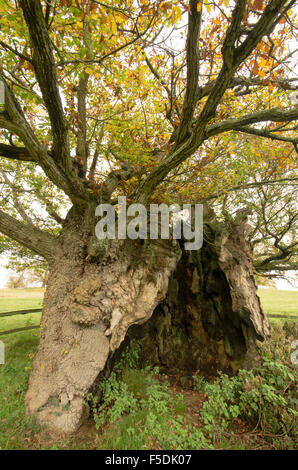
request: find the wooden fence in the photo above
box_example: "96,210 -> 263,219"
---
0,308 -> 296,337
0,308 -> 42,336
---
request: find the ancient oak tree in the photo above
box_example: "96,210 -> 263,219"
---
0,0 -> 297,432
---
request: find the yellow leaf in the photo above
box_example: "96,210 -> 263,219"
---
205,2 -> 212,13
85,67 -> 94,75
110,16 -> 117,35
258,69 -> 267,78
115,13 -> 126,24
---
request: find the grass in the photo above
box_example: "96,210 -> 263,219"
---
258,288 -> 298,321
0,287 -> 297,449
0,328 -> 40,449
0,287 -> 45,298
0,290 -> 43,449
0,290 -> 43,338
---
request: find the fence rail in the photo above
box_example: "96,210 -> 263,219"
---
0,325 -> 40,336
0,308 -> 42,336
267,314 -> 297,319
0,308 -> 296,337
0,308 -> 42,318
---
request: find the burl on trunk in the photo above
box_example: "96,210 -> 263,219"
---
25,210 -> 269,433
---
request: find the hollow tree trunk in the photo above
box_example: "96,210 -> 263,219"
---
25,208 -> 270,434
127,215 -> 270,375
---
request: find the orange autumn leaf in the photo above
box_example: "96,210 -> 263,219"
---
252,61 -> 259,75
252,0 -> 264,11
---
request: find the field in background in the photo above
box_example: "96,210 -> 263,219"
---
1,286 -> 297,316
0,287 -> 45,298
1,286 -> 298,307
0,288 -> 43,338
0,287 -> 297,339
257,288 -> 298,318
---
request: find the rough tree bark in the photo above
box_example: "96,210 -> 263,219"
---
25,208 -> 180,433
25,208 -> 269,433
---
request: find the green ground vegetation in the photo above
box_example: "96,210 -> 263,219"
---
0,288 -> 297,450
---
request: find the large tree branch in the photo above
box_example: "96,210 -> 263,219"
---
102,165 -> 137,200
0,40 -> 33,64
236,0 -> 294,65
19,0 -> 71,174
134,105 -> 298,205
191,0 -> 289,145
0,143 -> 34,162
170,74 -> 298,142
255,246 -> 297,271
236,126 -> 298,146
175,0 -> 202,143
0,73 -> 90,204
255,262 -> 298,273
206,107 -> 298,139
135,108 -> 297,207
191,0 -> 247,133
56,7 -> 160,68
134,1 -> 248,203
0,209 -> 60,260
135,0 -> 290,203
197,76 -> 298,102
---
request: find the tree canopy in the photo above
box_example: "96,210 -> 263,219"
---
0,0 -> 297,269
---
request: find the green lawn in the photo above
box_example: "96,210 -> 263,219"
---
0,290 -> 42,449
0,289 -> 43,448
0,289 -> 43,338
258,288 -> 298,319
0,287 -> 45,298
0,287 -> 297,449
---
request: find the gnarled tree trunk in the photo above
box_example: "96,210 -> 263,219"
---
127,216 -> 270,376
25,208 -> 180,433
25,209 -> 269,433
